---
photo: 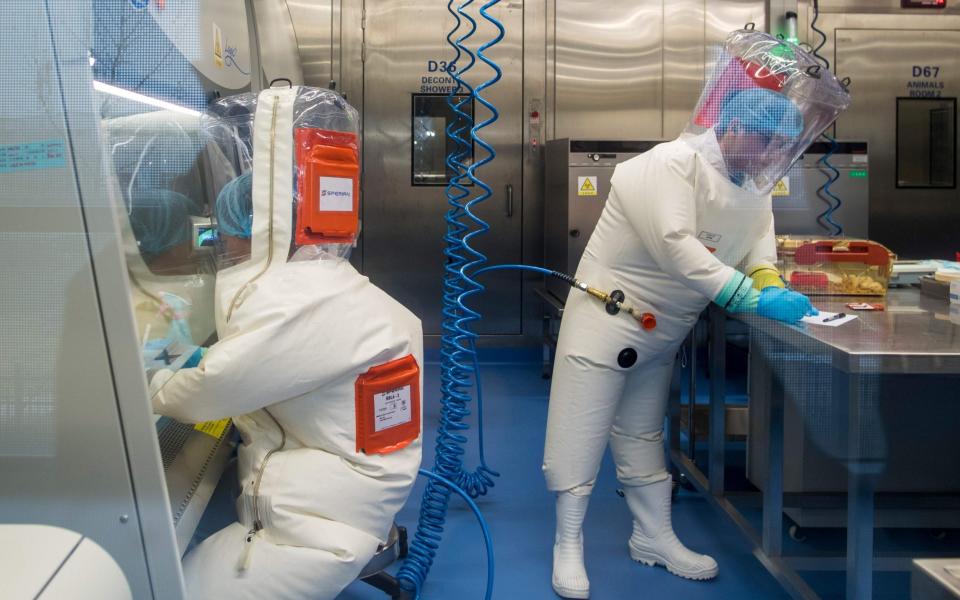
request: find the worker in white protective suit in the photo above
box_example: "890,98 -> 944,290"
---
151,85 -> 424,600
543,29 -> 851,598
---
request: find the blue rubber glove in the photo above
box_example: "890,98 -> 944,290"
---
757,287 -> 819,323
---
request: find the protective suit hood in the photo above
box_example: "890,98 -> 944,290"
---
686,27 -> 851,195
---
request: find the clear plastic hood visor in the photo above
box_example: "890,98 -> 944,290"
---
684,27 -> 852,196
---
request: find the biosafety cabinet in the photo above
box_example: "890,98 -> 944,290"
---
0,2 -> 252,598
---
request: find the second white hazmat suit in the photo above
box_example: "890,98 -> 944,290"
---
543,28 -> 851,599
151,86 -> 423,599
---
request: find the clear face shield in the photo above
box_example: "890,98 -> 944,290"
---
105,111 -> 210,274
202,87 -> 361,271
103,110 -> 217,365
685,27 -> 852,196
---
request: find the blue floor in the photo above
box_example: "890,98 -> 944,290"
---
338,352 -> 792,600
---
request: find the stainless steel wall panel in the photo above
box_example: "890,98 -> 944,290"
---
332,0 -> 342,90
286,0 -> 333,88
523,0 -> 549,341
664,0 -> 706,138
546,0 -> 557,141
706,0 -> 766,45
250,0 -> 305,85
554,1 -> 664,140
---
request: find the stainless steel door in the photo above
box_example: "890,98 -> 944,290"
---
362,0 -> 523,335
836,29 -> 960,258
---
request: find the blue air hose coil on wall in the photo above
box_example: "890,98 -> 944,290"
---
811,0 -> 844,237
397,1 -> 503,598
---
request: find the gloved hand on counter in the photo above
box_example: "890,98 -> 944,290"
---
713,271 -> 817,323
757,287 -> 818,323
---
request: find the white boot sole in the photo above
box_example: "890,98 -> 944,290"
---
551,578 -> 590,599
629,544 -> 719,581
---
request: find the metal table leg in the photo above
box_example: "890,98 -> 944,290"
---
847,468 -> 875,600
542,313 -> 552,379
708,306 -> 726,496
837,370 -> 875,600
762,372 -> 785,558
668,352 -> 682,463
687,330 -> 698,463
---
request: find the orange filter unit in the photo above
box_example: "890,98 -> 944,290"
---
295,128 -> 360,245
355,354 -> 421,455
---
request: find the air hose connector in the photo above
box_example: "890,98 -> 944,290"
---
574,280 -> 657,330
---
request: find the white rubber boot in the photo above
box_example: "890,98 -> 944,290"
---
552,488 -> 591,599
623,479 -> 719,580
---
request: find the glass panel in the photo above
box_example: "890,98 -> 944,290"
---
896,97 -> 956,188
91,0 -> 246,368
412,94 -> 473,186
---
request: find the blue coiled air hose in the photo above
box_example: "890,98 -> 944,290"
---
811,0 -> 844,236
397,1 -> 504,597
816,136 -> 843,236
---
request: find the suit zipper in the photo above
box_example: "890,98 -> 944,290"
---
238,408 -> 287,571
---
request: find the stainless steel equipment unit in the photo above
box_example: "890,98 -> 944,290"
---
773,141 -> 870,239
544,139 -> 660,300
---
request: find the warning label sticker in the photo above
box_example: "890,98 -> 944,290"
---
374,385 -> 413,432
577,176 -> 598,196
213,23 -> 224,68
194,418 -> 231,439
772,177 -> 790,197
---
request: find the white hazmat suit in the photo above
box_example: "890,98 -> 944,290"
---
543,28 -> 851,599
152,86 -> 423,599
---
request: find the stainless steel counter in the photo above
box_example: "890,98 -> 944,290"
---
669,287 -> 960,600
732,289 -> 960,374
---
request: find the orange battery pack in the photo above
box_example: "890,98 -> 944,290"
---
294,128 -> 360,245
355,354 -> 421,455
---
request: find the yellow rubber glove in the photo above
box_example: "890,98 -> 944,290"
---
748,264 -> 785,291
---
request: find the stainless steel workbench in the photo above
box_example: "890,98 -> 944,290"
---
669,289 -> 960,600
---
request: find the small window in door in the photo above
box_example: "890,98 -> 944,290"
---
412,94 -> 474,186
896,97 -> 957,188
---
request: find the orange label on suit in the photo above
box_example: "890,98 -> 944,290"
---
355,355 -> 421,455
295,128 -> 360,245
